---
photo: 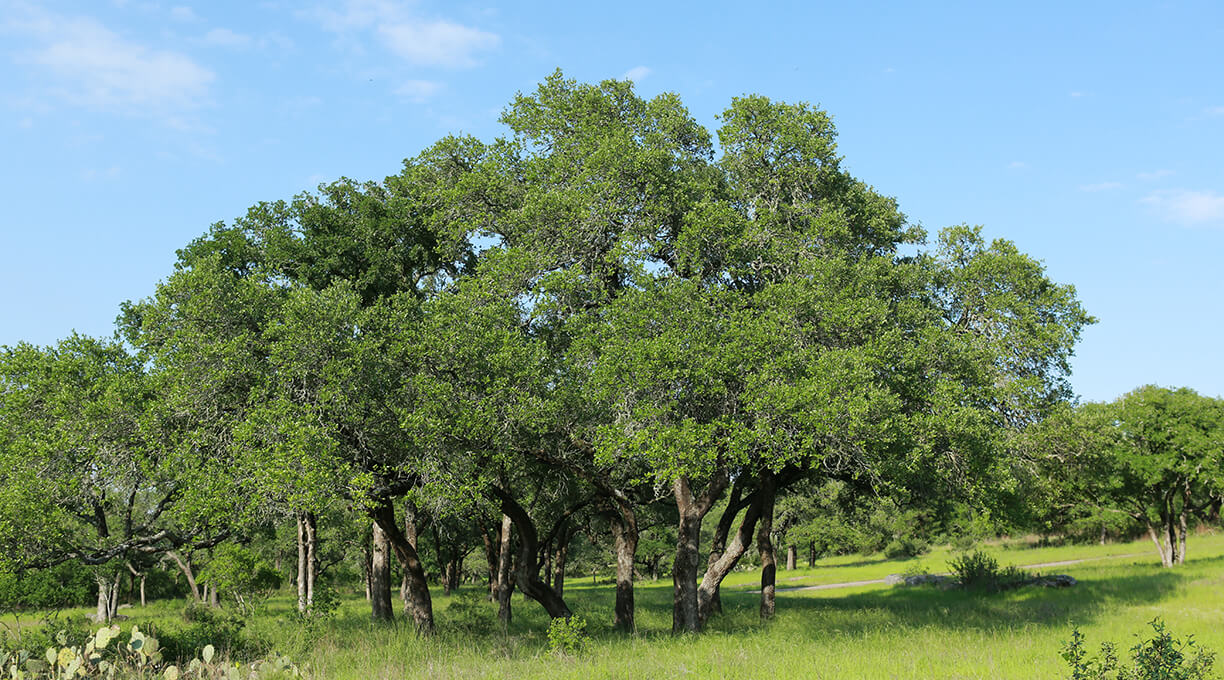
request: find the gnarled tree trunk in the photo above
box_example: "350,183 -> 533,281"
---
370,516 -> 395,621
696,484 -> 764,627
757,471 -> 778,620
672,471 -> 728,633
372,501 -> 434,633
492,488 -> 573,620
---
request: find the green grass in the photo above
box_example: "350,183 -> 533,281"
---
7,533 -> 1223,679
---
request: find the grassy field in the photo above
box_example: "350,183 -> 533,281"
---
7,533 -> 1223,679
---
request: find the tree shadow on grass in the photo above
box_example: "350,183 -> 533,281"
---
705,557 -> 1201,642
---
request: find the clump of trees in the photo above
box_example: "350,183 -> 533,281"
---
1027,386 -> 1224,567
0,71 -> 1102,635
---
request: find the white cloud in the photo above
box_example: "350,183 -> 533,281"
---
378,20 -> 498,67
1008,161 -> 1027,169
1137,169 -> 1174,181
6,7 -> 214,121
395,79 -> 441,101
1205,106 -> 1224,117
307,0 -> 499,68
170,6 -> 198,22
1080,181 -> 1122,192
621,65 -> 651,82
198,27 -> 254,48
1070,91 -> 1085,98
1141,189 -> 1224,226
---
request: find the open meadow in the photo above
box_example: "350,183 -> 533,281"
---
7,533 -> 1223,679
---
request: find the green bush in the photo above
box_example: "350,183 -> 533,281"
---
199,544 -> 282,616
0,563 -> 95,610
546,615 -> 588,655
159,601 -> 259,663
1062,618 -> 1216,679
441,590 -> 496,636
947,550 -> 1030,593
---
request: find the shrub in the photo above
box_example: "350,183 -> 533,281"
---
546,616 -> 588,655
1062,618 -> 1216,680
947,550 -> 1030,593
441,590 -> 496,636
199,544 -> 282,616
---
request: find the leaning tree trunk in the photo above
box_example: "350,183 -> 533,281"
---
166,551 -> 200,602
491,488 -> 573,620
757,472 -> 778,621
697,486 -> 764,627
372,501 -> 434,633
705,479 -> 749,617
370,517 -> 395,622
672,471 -> 728,633
496,513 -> 514,626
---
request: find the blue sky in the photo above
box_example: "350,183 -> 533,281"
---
1,0 -> 1221,403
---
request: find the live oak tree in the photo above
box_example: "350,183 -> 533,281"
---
1030,386 -> 1224,567
0,335 -> 227,621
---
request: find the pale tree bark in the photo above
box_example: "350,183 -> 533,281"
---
166,551 -> 200,602
496,513 -> 514,626
296,514 -> 308,613
370,517 -> 395,621
786,545 -> 796,571
305,511 -> 319,609
372,501 -> 435,634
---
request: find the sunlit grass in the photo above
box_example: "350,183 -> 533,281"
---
7,533 -> 1224,679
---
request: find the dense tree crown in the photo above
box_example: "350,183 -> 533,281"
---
0,72 -> 1129,637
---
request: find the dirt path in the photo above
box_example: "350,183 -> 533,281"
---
749,551 -> 1151,594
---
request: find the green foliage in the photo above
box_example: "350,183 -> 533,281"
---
546,615 -> 588,655
164,603 -> 254,662
441,590 -> 496,637
199,545 -> 281,617
0,564 -> 95,610
1063,619 -> 1217,680
947,550 -> 1031,592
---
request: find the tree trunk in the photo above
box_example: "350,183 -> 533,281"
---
491,488 -> 573,619
786,545 -> 796,571
94,574 -> 111,622
109,572 -> 121,619
705,478 -> 749,617
481,523 -> 498,602
808,541 -> 816,568
672,471 -> 728,634
370,516 -> 395,621
139,574 -> 146,608
305,511 -> 319,609
1146,523 -> 1173,568
372,501 -> 435,633
757,472 -> 778,621
496,513 -> 514,626
552,529 -> 569,600
166,551 -> 200,602
609,509 -> 638,633
697,485 -> 764,627
209,582 -> 219,608
296,513 -> 308,613
401,502 -> 420,605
